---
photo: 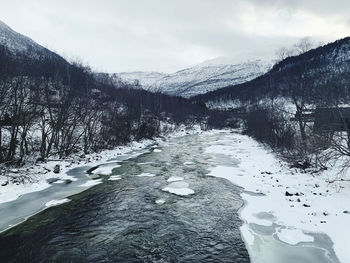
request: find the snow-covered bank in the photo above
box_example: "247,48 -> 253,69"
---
206,131 -> 350,263
0,140 -> 150,205
0,125 -> 202,205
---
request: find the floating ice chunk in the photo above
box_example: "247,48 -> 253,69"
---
80,179 -> 102,187
162,181 -> 194,196
137,173 -> 155,177
45,198 -> 70,207
52,179 -> 66,184
109,175 -> 121,181
167,176 -> 184,182
92,163 -> 121,176
155,199 -> 165,204
184,161 -> 194,165
153,149 -> 162,153
276,228 -> 314,245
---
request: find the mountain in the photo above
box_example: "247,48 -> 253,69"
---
114,58 -> 271,98
0,20 -> 207,164
116,72 -> 168,87
0,19 -> 60,60
193,37 -> 350,108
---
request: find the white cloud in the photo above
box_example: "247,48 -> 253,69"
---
0,0 -> 349,72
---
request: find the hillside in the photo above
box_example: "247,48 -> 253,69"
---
0,20 -> 207,165
193,37 -> 350,108
114,58 -> 270,98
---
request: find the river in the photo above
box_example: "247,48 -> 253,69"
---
0,131 -> 340,262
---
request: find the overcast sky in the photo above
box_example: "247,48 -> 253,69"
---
0,0 -> 349,73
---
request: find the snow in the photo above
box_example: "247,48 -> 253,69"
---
0,138 -> 154,205
115,58 -> 270,98
0,19 -> 56,59
153,149 -> 162,153
91,163 -> 121,176
155,199 -> 165,205
183,161 -> 194,165
167,176 -> 184,182
45,198 -> 70,207
206,131 -> 350,263
79,179 -> 102,187
0,180 -> 51,205
0,125 -> 203,206
136,173 -> 155,177
162,181 -> 195,196
108,175 -> 121,181
276,228 -> 314,245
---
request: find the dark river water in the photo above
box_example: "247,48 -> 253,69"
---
0,133 -> 250,263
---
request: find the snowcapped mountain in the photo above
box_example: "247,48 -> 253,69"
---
0,19 -> 59,59
193,37 -> 350,108
115,58 -> 271,98
117,72 -> 168,87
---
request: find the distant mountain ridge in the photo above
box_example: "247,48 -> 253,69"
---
114,58 -> 271,98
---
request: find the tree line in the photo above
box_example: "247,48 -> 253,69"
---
193,37 -> 350,168
0,45 -> 207,165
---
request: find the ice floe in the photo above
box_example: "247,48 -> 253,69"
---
162,181 -> 194,196
137,173 -> 156,177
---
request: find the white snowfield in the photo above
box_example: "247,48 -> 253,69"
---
206,131 -> 350,263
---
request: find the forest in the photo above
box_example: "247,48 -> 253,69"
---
0,44 -> 208,166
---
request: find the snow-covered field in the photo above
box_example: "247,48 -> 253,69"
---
206,131 -> 350,263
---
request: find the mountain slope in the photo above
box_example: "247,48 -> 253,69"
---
193,37 -> 350,108
0,20 -> 61,60
115,58 -> 270,98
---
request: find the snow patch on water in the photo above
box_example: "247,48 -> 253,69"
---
137,173 -> 156,177
155,199 -> 165,205
167,176 -> 184,182
162,182 -> 194,196
45,198 -> 70,207
109,175 -> 121,181
80,179 -> 102,187
276,228 -> 314,245
92,163 -> 121,176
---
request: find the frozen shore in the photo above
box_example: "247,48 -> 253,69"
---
206,130 -> 350,263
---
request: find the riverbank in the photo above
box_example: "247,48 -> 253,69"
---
0,125 -> 202,205
206,130 -> 350,263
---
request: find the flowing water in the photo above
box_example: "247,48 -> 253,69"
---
0,132 -> 340,263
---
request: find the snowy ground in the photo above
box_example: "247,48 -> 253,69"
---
206,130 -> 350,263
0,125 -> 202,205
